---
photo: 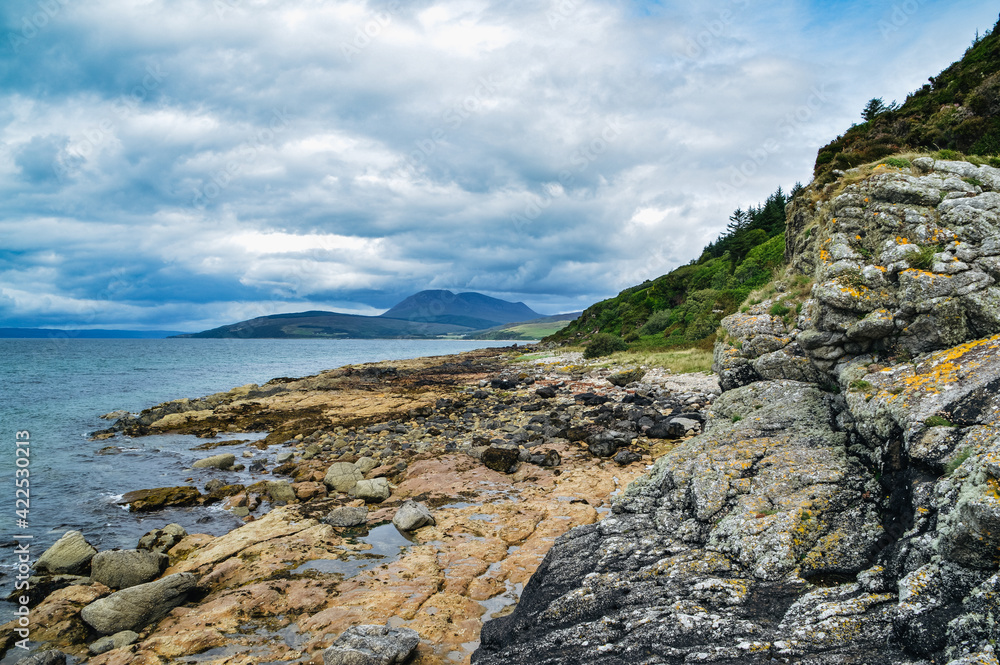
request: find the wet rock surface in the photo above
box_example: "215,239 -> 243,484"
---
4,347 -> 714,665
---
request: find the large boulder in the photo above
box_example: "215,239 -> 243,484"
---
324,462 -> 364,493
323,624 -> 420,665
481,447 -> 520,473
90,550 -> 169,589
392,501 -> 435,532
34,531 -> 96,575
80,572 -> 197,635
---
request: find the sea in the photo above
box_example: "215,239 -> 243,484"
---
0,337 -> 513,621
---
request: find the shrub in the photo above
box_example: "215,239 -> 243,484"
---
881,157 -> 912,169
936,149 -> 962,160
640,309 -> 672,336
583,333 -> 628,359
925,415 -> 957,428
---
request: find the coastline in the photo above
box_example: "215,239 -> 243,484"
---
4,345 -> 717,664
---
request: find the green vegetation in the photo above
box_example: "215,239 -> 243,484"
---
549,187 -> 790,350
732,414 -> 742,423
926,415 -> 958,428
907,245 -> 941,271
945,447 -> 973,475
880,157 -> 911,169
849,380 -> 874,392
583,333 -> 629,359
769,301 -> 791,317
814,16 -> 1000,182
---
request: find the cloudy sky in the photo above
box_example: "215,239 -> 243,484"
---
0,0 -> 996,331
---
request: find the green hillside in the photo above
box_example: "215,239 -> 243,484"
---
815,15 -> 1000,182
549,188 -> 790,349
173,311 -> 473,339
549,18 -> 1000,357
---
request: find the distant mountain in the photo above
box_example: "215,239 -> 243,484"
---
173,291 -> 547,340
0,328 -> 185,339
380,290 -> 541,330
171,311 -> 472,339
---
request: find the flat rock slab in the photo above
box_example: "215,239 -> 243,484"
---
191,453 -> 236,469
119,486 -> 201,512
80,572 -> 197,635
324,506 -> 369,527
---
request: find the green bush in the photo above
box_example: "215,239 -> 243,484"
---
640,309 -> 673,335
925,415 -> 957,428
769,301 -> 791,317
881,157 -> 912,169
583,333 -> 628,359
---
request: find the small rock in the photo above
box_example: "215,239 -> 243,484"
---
204,478 -> 225,493
275,451 -> 294,463
352,478 -> 392,503
90,550 -> 168,589
482,446 -> 521,474
267,481 -> 296,505
613,449 -> 642,466
393,501 -> 436,531
528,449 -> 562,467
588,439 -> 618,458
15,651 -> 66,665
231,507 -> 250,518
535,386 -> 557,399
324,462 -> 364,492
35,531 -> 97,575
608,368 -> 645,387
137,524 -> 187,554
293,481 -> 328,500
80,572 -> 197,635
89,630 -> 139,655
97,446 -> 122,455
323,624 -> 420,665
355,456 -> 379,474
324,506 -> 369,527
191,453 -> 236,470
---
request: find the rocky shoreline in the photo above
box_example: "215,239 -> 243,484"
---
3,347 -> 718,664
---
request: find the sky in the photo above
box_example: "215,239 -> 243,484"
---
1,0 -> 997,331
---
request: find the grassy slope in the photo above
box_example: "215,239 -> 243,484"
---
814,17 -> 1000,182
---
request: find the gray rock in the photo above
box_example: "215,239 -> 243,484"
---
607,368 -> 645,387
203,478 -> 225,493
80,572 -> 197,635
15,651 -> 66,665
90,549 -> 169,589
323,624 -> 420,665
352,478 -> 391,503
267,481 -> 296,504
355,456 -> 378,474
137,523 -> 186,554
89,630 -> 139,655
324,506 -> 369,527
324,462 -> 364,492
393,501 -> 435,532
275,451 -> 294,463
191,453 -> 235,470
35,530 -> 96,575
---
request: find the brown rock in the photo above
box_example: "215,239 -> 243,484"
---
293,481 -> 328,501
119,487 -> 201,513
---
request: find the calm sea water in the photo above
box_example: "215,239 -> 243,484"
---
0,338 -> 512,573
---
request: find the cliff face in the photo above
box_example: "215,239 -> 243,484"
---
473,159 -> 1000,664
